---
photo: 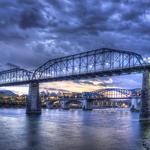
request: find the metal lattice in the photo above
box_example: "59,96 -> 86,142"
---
59,88 -> 141,100
32,48 -> 146,81
0,48 -> 147,86
0,68 -> 32,85
94,88 -> 132,99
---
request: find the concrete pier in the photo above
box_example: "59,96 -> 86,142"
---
140,71 -> 150,120
130,97 -> 140,112
60,100 -> 69,110
26,82 -> 41,114
82,99 -> 92,110
46,101 -> 53,109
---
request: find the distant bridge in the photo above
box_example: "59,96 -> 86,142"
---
58,88 -> 141,100
51,88 -> 141,110
63,88 -> 141,101
0,48 -> 149,120
92,88 -> 141,99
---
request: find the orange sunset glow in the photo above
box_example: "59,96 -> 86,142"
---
0,78 -> 117,95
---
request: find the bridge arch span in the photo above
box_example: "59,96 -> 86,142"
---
32,48 -> 145,82
65,99 -> 83,106
94,88 -> 132,99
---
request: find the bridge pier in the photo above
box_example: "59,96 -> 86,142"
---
60,100 -> 69,110
26,82 -> 41,114
46,101 -> 53,109
130,97 -> 140,112
140,71 -> 150,120
82,99 -> 92,110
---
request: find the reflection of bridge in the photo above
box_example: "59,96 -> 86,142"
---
0,48 -> 149,120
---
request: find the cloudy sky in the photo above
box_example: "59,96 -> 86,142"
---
0,0 -> 149,93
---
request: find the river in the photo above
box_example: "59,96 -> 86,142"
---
0,108 -> 149,150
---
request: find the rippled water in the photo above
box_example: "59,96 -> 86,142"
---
0,108 -> 149,150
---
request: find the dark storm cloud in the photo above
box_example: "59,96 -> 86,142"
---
20,8 -> 44,29
0,0 -> 149,88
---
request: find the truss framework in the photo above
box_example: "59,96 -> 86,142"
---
0,48 -> 147,86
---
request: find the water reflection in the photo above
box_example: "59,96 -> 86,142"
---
140,121 -> 150,149
25,115 -> 42,150
0,108 -> 149,150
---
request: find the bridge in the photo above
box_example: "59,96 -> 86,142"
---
50,88 -> 140,110
89,88 -> 140,99
0,48 -> 149,120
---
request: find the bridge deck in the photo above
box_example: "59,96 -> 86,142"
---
0,48 -> 149,86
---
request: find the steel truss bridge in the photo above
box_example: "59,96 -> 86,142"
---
92,88 -> 141,99
58,88 -> 141,101
51,88 -> 141,110
0,48 -> 149,86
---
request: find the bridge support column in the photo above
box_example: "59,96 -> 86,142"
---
82,99 -> 92,110
140,71 -> 150,120
60,100 -> 69,110
26,82 -> 41,114
46,101 -> 53,109
130,97 -> 140,112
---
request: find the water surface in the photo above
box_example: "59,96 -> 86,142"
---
0,108 -> 149,150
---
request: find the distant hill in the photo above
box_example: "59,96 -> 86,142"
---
0,90 -> 17,96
